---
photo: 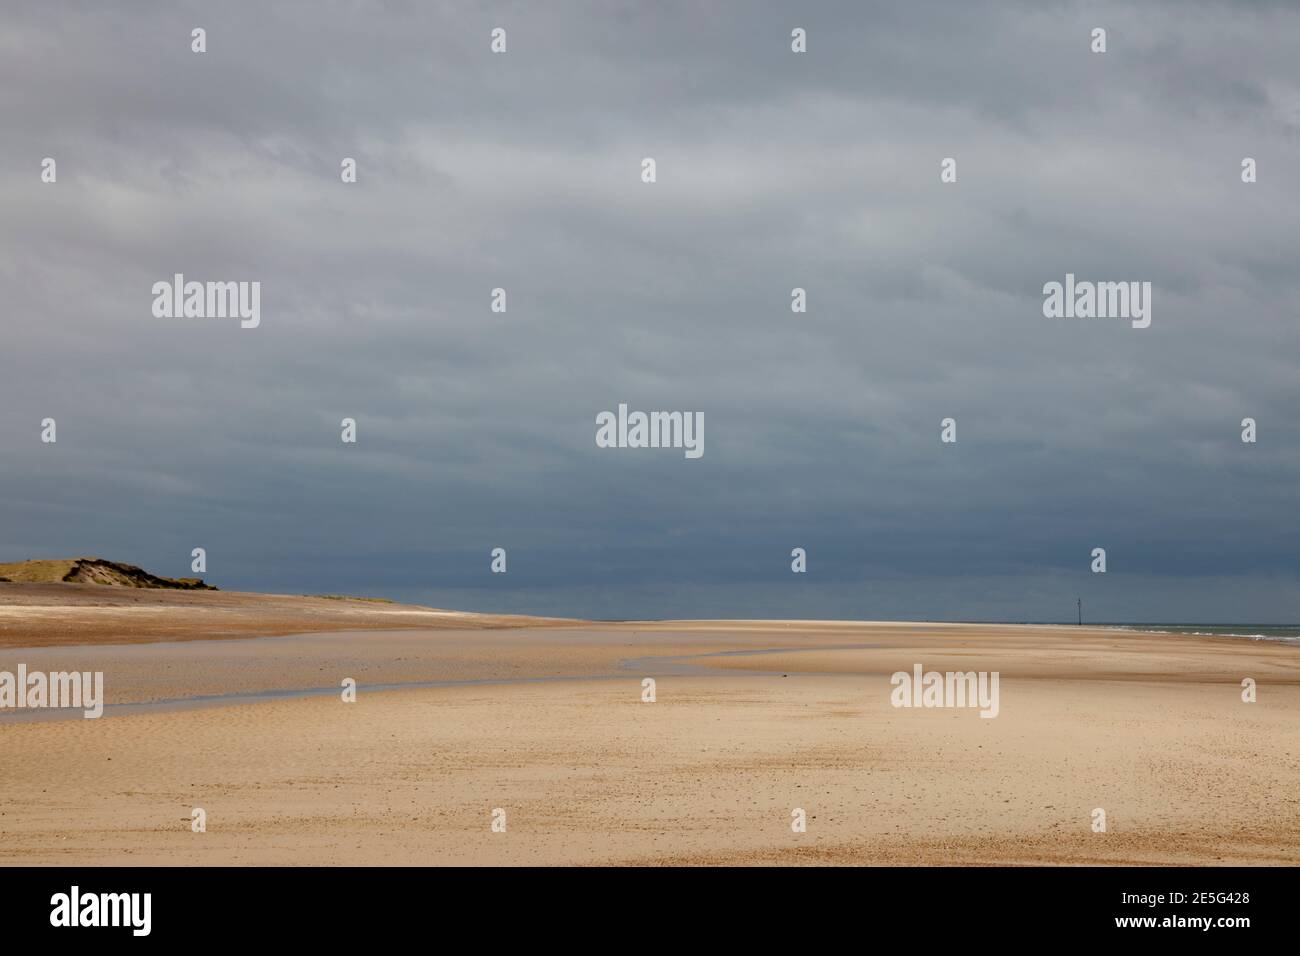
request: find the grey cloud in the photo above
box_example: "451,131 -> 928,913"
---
1,1 -> 1297,622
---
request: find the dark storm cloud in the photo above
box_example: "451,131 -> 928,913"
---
1,1 -> 1297,621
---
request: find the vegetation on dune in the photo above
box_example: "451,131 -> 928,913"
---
0,558 -> 217,590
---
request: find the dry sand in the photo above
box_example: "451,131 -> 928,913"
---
0,582 -> 570,647
0,589 -> 1297,865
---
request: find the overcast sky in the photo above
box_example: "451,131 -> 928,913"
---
2,1 -> 1298,622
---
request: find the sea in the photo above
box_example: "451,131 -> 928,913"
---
1104,624 -> 1300,646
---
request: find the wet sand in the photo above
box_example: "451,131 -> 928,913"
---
1,612 -> 1298,865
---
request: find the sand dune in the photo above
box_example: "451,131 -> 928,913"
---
0,557 -> 215,590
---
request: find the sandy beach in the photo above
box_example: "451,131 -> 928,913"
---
1,587 -> 1297,866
